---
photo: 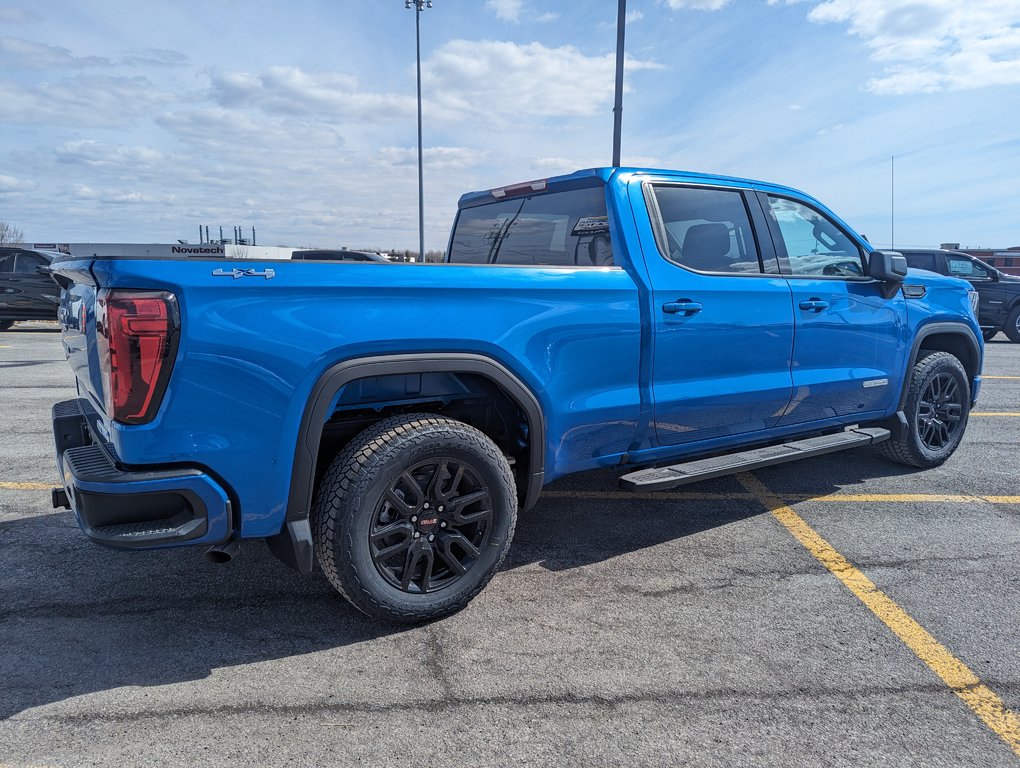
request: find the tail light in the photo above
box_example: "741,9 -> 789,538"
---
95,290 -> 180,425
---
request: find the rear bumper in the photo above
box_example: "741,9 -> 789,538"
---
52,398 -> 232,549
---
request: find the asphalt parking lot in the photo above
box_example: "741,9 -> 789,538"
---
1,322 -> 1018,767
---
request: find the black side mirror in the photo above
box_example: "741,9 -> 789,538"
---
869,250 -> 907,282
869,250 -> 908,298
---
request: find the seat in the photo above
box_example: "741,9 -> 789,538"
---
680,222 -> 731,272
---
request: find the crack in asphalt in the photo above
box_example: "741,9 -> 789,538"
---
9,682 -> 1020,725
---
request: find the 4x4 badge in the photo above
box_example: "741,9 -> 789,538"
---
212,267 -> 276,280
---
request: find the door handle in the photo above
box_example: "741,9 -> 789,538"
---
662,300 -> 703,316
799,299 -> 830,312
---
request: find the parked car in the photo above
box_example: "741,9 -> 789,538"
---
0,247 -> 63,330
49,167 -> 982,624
898,248 -> 1020,342
291,249 -> 389,262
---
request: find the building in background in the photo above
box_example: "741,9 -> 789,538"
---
941,244 -> 1020,276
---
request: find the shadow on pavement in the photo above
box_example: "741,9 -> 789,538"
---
0,446 -> 928,720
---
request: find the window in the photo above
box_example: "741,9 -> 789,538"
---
13,252 -> 46,274
651,186 -> 762,274
946,255 -> 990,280
903,252 -> 936,271
767,196 -> 865,278
448,184 -> 613,267
0,252 -> 15,273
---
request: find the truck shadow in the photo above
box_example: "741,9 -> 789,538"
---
0,447 -> 930,720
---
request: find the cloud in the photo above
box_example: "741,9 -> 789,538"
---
423,40 -> 664,120
0,36 -> 111,68
55,140 -> 168,169
72,184 -> 176,205
378,146 -> 488,170
0,74 -> 173,126
0,8 -> 35,23
121,48 -> 190,68
208,66 -> 414,122
486,0 -> 524,22
663,0 -> 733,10
797,0 -> 1020,93
627,10 -> 645,23
0,174 -> 36,196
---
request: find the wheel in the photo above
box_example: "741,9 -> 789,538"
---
313,413 -> 517,624
1005,305 -> 1020,343
982,328 -> 998,342
0,320 -> 13,331
878,351 -> 970,468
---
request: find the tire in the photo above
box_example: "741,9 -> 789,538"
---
0,320 -> 13,331
313,413 -> 517,624
878,351 -> 970,468
1005,305 -> 1020,343
982,328 -> 998,342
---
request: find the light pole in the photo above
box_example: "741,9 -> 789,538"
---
406,0 -> 432,261
613,0 -> 627,167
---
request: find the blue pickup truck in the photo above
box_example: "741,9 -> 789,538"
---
50,167 -> 983,623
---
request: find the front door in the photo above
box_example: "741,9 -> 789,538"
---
758,192 -> 907,425
641,183 -> 795,446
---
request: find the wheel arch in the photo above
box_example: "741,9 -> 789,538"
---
299,353 -> 541,509
899,322 -> 981,410
270,353 -> 546,574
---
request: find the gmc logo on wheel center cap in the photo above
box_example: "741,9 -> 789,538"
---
418,516 -> 439,530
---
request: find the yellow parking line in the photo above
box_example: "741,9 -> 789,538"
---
736,471 -> 1020,759
0,482 -> 59,491
982,376 -> 1020,380
542,490 -> 1020,504
786,493 -> 1020,504
971,412 -> 1020,417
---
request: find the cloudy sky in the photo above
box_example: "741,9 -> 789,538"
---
1,0 -> 1018,251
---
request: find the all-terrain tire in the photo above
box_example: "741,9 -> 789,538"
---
312,413 -> 517,625
1004,306 -> 1020,343
878,351 -> 970,468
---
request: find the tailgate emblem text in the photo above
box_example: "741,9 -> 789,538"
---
212,267 -> 276,280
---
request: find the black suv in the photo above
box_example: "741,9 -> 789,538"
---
899,248 -> 1020,342
0,247 -> 61,330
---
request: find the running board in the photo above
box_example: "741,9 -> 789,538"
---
619,428 -> 891,492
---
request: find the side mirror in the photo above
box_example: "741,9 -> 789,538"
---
869,250 -> 907,283
35,264 -> 50,275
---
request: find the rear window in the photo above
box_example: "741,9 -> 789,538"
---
903,252 -> 936,271
448,184 -> 614,267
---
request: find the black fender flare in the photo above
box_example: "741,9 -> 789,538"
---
898,321 -> 981,410
269,353 -> 546,574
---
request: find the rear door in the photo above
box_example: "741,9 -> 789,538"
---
641,182 -> 795,445
758,191 -> 906,424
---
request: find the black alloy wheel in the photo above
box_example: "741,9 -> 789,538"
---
370,459 -> 493,594
313,413 -> 517,624
916,372 -> 963,451
878,350 -> 970,468
1007,305 -> 1020,343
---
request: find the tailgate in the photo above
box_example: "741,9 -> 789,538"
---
51,259 -> 105,414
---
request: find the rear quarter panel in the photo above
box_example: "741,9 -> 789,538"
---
88,259 -> 642,537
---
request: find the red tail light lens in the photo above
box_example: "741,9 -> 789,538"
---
96,290 -> 180,425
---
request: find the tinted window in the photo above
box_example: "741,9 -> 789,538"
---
0,252 -> 14,273
651,186 -> 761,273
903,252 -> 936,271
14,252 -> 46,273
449,185 -> 613,267
946,255 -> 990,279
768,196 -> 865,278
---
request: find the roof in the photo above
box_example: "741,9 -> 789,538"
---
457,166 -> 805,208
